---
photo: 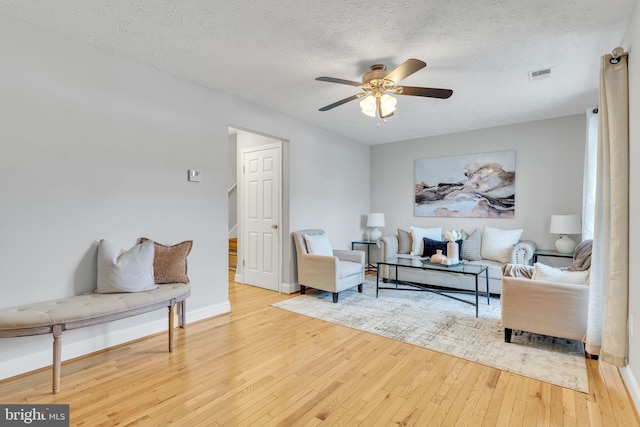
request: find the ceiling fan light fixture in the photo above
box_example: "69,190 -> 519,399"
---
380,94 -> 397,117
360,95 -> 377,117
317,58 -> 452,119
360,94 -> 397,118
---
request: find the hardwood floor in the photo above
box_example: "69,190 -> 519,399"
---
1,275 -> 639,426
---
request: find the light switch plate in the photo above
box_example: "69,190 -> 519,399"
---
188,170 -> 201,182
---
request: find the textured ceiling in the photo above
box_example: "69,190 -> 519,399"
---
0,0 -> 636,144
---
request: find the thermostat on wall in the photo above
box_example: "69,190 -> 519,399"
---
188,170 -> 201,182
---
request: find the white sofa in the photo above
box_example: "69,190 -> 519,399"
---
378,226 -> 536,295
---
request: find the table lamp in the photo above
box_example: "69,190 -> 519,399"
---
549,214 -> 581,254
367,213 -> 385,241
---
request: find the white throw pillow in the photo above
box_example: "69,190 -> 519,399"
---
532,263 -> 590,285
97,239 -> 157,293
410,226 -> 442,256
304,234 -> 333,256
481,226 -> 523,263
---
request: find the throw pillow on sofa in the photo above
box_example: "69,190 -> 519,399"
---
461,229 -> 482,261
397,228 -> 412,254
481,226 -> 523,263
410,226 -> 442,256
422,237 -> 463,261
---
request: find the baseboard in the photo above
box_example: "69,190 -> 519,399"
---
620,365 -> 640,414
187,301 -> 231,323
0,301 -> 231,382
280,282 -> 300,294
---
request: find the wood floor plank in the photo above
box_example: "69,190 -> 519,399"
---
0,277 -> 639,426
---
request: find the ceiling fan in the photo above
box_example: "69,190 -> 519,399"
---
316,58 -> 453,119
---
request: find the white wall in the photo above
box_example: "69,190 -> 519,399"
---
371,115 -> 586,250
0,15 -> 369,380
622,0 -> 640,412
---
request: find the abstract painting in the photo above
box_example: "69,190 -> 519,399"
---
415,150 -> 516,218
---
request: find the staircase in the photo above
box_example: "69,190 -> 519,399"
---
228,238 -> 238,272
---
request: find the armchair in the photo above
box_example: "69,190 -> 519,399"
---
501,276 -> 589,342
501,240 -> 592,343
293,229 -> 365,303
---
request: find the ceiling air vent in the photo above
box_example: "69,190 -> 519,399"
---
528,67 -> 552,82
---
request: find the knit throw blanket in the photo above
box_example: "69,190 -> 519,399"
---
565,239 -> 593,272
502,239 -> 593,278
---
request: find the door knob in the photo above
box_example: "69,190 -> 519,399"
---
271,224 -> 278,229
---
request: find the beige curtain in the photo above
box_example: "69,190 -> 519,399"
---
585,50 -> 629,366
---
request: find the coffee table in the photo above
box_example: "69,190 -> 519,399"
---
376,256 -> 490,317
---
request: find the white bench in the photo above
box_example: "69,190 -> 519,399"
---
0,283 -> 190,393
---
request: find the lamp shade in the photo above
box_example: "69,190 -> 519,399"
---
367,213 -> 385,228
550,214 -> 582,234
379,94 -> 397,117
360,96 -> 376,117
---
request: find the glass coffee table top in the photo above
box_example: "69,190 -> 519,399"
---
379,256 -> 487,275
376,256 -> 490,317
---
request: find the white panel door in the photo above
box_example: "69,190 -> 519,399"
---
241,145 -> 280,291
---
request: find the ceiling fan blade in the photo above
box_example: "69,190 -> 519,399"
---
384,59 -> 427,84
397,86 -> 453,99
319,94 -> 362,111
316,76 -> 363,87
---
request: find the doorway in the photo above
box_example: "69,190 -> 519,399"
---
241,143 -> 281,291
230,128 -> 286,293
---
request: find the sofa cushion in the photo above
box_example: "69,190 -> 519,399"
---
481,226 -> 523,263
304,233 -> 333,256
461,229 -> 482,261
397,228 -> 412,254
532,263 -> 589,284
410,226 -> 442,256
97,239 -> 157,293
467,259 -> 504,281
422,237 -> 463,261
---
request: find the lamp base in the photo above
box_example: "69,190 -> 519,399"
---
555,235 -> 576,254
370,228 -> 382,241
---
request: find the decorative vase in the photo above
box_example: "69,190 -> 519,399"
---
447,240 -> 459,262
431,249 -> 446,264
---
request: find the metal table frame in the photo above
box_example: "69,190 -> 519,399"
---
376,257 -> 490,317
351,240 -> 379,270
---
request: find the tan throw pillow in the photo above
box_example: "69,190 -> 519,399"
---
397,228 -> 412,254
140,238 -> 193,284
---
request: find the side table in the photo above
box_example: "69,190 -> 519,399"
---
532,249 -> 574,264
351,240 -> 379,270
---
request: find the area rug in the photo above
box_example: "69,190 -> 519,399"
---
272,279 -> 588,393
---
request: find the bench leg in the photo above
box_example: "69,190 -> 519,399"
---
168,304 -> 175,352
52,324 -> 63,394
177,300 -> 186,328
